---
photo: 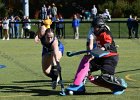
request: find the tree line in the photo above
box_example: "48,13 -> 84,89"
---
0,0 -> 140,18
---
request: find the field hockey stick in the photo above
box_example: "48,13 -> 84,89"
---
56,62 -> 66,96
59,70 -> 66,96
67,50 -> 90,57
67,48 -> 109,58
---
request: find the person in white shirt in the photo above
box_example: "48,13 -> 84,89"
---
91,5 -> 97,19
2,17 -> 10,40
102,9 -> 111,21
51,3 -> 57,16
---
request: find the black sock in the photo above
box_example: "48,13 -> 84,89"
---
47,66 -> 58,81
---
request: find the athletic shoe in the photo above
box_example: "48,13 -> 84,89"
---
59,89 -> 66,96
66,83 -> 85,92
112,79 -> 127,95
7,38 -> 9,40
2,37 -> 5,40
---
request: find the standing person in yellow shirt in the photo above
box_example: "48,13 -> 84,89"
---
43,15 -> 52,29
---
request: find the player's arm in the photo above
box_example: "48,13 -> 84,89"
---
87,28 -> 95,53
52,39 -> 60,62
34,26 -> 46,43
88,38 -> 94,51
86,28 -> 96,60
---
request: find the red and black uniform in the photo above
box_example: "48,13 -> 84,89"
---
90,29 -> 119,75
96,29 -> 118,57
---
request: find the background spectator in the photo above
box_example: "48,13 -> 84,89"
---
43,15 -> 52,29
55,15 -> 64,39
51,3 -> 57,17
55,16 -> 60,38
47,5 -> 52,18
9,16 -> 15,38
59,15 -> 64,38
80,9 -> 85,21
0,17 -> 2,39
72,14 -> 80,39
91,5 -> 97,19
2,17 -> 10,40
102,9 -> 111,21
14,16 -> 20,38
24,16 -> 31,38
84,10 -> 91,21
21,16 -> 26,38
132,16 -> 139,39
41,4 -> 47,20
51,15 -> 56,30
127,15 -> 133,39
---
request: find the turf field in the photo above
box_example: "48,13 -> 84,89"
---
0,39 -> 140,100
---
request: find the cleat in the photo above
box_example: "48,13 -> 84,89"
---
112,79 -> 127,95
59,90 -> 66,96
113,89 -> 125,95
66,83 -> 85,92
120,79 -> 127,88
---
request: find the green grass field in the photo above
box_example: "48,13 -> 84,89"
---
0,39 -> 140,100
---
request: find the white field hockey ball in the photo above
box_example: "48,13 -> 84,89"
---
69,91 -> 73,95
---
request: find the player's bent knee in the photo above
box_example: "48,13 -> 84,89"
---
42,69 -> 50,76
42,66 -> 52,75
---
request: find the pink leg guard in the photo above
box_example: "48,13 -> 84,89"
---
73,56 -> 90,85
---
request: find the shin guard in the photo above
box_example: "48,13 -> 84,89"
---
73,56 -> 90,85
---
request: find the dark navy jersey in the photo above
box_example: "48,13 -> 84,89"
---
40,36 -> 54,53
40,36 -> 64,56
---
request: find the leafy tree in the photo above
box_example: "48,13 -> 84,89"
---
132,0 -> 140,16
1,0 -> 140,18
0,2 -> 8,17
112,0 -> 127,17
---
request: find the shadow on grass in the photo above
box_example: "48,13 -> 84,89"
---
116,68 -> 140,74
0,85 -> 60,96
0,84 -> 113,96
13,80 -> 52,83
84,92 -> 112,95
0,79 -> 72,96
1,78 -> 138,96
13,79 -> 72,83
